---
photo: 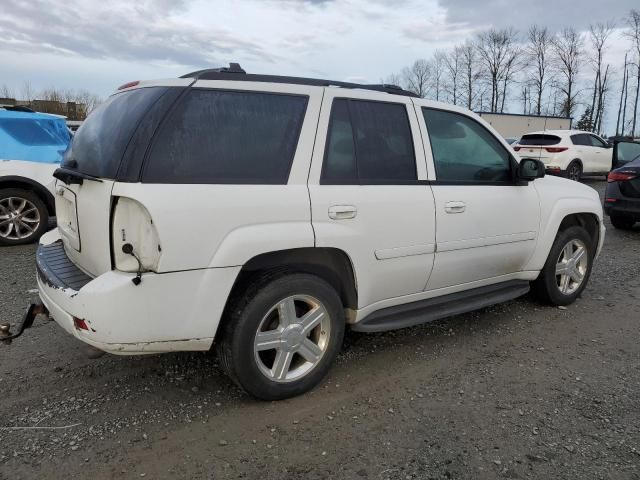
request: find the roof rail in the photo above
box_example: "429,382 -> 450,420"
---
180,63 -> 417,98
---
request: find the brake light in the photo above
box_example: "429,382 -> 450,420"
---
112,197 -> 161,273
607,171 -> 637,182
544,147 -> 568,153
117,80 -> 140,90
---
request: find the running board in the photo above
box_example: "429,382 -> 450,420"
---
352,280 -> 530,333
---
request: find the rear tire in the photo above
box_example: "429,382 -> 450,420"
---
610,215 -> 635,230
565,161 -> 582,182
0,188 -> 49,246
216,272 -> 345,400
534,225 -> 594,306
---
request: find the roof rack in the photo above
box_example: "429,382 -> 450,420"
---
180,63 -> 417,98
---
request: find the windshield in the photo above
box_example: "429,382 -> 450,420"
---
63,87 -> 167,178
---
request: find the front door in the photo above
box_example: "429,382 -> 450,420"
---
308,89 -> 436,309
416,105 -> 540,290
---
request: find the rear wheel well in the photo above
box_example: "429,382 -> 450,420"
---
558,213 -> 599,249
0,179 -> 55,216
223,248 -> 358,328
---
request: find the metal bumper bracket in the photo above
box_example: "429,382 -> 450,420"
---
0,303 -> 48,345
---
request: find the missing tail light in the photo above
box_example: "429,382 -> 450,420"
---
513,146 -> 521,151
111,197 -> 161,273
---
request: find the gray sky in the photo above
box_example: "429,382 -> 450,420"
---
0,0 -> 637,128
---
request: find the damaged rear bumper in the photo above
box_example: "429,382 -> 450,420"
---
34,229 -> 239,355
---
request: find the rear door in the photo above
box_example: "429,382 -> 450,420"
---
308,89 -> 436,309
56,88 -> 162,275
586,134 -> 612,172
569,134 -> 593,171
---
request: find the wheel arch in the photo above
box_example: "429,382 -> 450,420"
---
0,176 -> 55,216
525,199 -> 603,272
222,247 -> 358,330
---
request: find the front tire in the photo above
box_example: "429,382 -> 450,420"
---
0,188 -> 49,246
534,225 -> 594,306
216,272 -> 345,400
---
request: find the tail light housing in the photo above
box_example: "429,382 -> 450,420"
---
607,171 -> 637,183
111,197 -> 161,272
544,147 -> 568,153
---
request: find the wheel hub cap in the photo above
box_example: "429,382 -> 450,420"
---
555,239 -> 588,295
254,294 -> 331,383
0,196 -> 41,241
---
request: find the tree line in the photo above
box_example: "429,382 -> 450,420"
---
0,82 -> 101,120
387,9 -> 640,138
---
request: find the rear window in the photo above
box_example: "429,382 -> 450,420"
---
63,87 -> 167,179
142,89 -> 308,184
519,134 -> 561,146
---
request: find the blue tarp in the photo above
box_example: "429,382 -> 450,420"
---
0,110 -> 71,164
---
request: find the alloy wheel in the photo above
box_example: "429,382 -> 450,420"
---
0,197 -> 41,241
568,165 -> 581,181
253,294 -> 331,383
555,239 -> 588,295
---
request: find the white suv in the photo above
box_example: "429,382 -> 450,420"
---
514,130 -> 613,181
17,65 -> 605,400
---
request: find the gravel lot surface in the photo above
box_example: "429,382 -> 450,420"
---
1,179 -> 639,480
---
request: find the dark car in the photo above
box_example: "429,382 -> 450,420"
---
604,140 -> 640,229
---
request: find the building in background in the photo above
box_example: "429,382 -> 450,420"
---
477,112 -> 572,140
0,97 -> 87,120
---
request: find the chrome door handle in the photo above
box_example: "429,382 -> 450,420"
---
328,205 -> 357,220
444,201 -> 466,214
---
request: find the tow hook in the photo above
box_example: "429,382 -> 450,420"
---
1,303 -> 48,345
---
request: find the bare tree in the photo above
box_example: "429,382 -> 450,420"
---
444,46 -> 462,105
384,73 -> 403,87
431,51 -> 446,101
617,53 -> 630,136
476,28 -> 519,112
624,9 -> 640,137
459,40 -> 480,110
526,26 -> 553,115
402,59 -> 431,98
588,22 -> 615,131
0,84 -> 14,99
21,81 -> 34,103
552,27 -> 583,118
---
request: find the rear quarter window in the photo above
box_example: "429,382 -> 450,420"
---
519,134 -> 561,146
142,89 -> 308,184
64,87 -> 168,179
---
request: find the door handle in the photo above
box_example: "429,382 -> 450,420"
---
328,205 -> 357,220
444,201 -> 466,214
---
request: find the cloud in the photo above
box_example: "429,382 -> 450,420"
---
437,0 -> 638,32
0,0 -> 275,67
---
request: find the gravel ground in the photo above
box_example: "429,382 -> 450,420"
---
1,179 -> 639,480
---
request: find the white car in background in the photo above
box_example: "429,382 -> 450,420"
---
0,108 -> 71,245
514,130 -> 612,181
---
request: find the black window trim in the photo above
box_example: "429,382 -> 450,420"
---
139,87 -> 310,185
320,97 -> 420,186
422,106 -> 520,186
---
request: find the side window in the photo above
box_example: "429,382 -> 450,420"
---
571,134 -> 589,146
142,89 -> 308,184
588,135 -> 607,148
422,108 -> 513,183
321,99 -> 417,184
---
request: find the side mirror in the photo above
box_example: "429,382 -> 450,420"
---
518,158 -> 545,181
